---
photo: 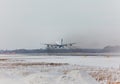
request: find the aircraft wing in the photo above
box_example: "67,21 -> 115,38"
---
44,44 -> 58,46
44,44 -> 51,45
63,43 -> 77,46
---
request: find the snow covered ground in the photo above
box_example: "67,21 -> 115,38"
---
1,54 -> 120,68
0,54 -> 120,84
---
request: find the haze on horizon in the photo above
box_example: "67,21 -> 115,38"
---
0,0 -> 120,49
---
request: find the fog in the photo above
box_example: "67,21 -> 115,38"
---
0,0 -> 120,49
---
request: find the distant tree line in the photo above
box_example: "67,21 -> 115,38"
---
0,46 -> 120,54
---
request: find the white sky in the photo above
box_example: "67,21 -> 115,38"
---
0,0 -> 120,49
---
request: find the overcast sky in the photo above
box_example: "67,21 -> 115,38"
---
0,0 -> 120,49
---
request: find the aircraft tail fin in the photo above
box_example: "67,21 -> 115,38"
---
61,38 -> 63,45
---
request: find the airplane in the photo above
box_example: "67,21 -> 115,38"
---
44,39 -> 77,49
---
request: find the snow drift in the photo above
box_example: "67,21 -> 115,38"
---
0,70 -> 100,84
24,70 -> 100,84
